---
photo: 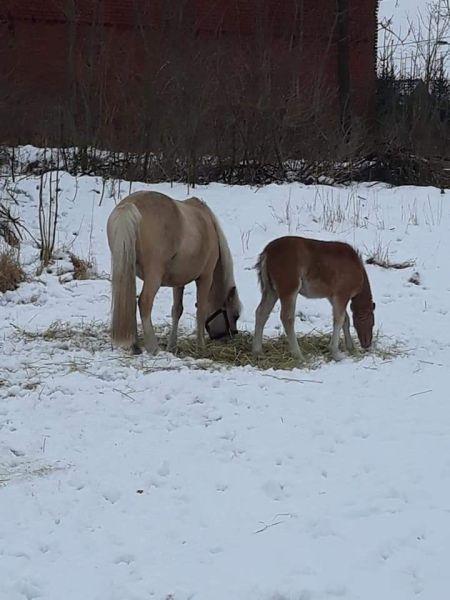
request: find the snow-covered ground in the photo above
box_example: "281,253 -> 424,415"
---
1,169 -> 449,600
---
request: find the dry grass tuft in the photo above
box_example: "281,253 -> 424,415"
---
16,321 -> 402,370
0,249 -> 26,293
69,253 -> 94,280
408,271 -> 421,286
366,255 -> 415,270
365,243 -> 415,270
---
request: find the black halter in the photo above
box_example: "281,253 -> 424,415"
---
205,308 -> 236,340
204,244 -> 238,339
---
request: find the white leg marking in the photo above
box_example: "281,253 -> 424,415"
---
252,290 -> 277,355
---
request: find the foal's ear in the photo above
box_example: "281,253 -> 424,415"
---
227,286 -> 237,301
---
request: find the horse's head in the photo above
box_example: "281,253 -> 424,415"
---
351,300 -> 375,349
206,286 -> 242,340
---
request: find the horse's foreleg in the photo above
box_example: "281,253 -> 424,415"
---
280,293 -> 304,361
167,286 -> 184,352
195,274 -> 213,348
252,288 -> 277,355
343,310 -> 354,352
138,277 -> 160,354
330,298 -> 348,361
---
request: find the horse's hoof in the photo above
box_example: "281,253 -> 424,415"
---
332,351 -> 346,362
131,344 -> 142,355
145,345 -> 160,355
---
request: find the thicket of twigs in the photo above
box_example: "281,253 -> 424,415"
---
0,1 -> 448,188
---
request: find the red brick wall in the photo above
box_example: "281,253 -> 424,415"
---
0,0 -> 378,147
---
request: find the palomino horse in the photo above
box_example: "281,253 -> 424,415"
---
107,191 -> 241,354
252,236 -> 375,361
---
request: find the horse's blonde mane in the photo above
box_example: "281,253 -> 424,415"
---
194,199 -> 236,294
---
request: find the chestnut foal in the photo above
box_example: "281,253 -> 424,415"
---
252,236 -> 375,361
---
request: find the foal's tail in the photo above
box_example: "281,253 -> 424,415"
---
255,249 -> 273,294
107,203 -> 141,347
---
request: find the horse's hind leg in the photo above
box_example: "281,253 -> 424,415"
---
167,286 -> 184,352
280,293 -> 304,361
252,288 -> 278,355
343,310 -> 354,352
330,297 -> 348,361
138,275 -> 161,354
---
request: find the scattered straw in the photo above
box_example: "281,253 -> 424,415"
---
14,321 -> 402,371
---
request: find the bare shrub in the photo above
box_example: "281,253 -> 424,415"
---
0,205 -> 21,247
0,249 -> 25,293
37,165 -> 60,270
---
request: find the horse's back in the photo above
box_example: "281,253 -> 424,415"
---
122,191 -> 213,239
121,191 -> 180,224
263,235 -> 364,298
115,191 -> 219,285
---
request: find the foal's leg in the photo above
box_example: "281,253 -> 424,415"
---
280,292 -> 304,361
167,286 -> 184,352
330,298 -> 348,361
343,310 -> 354,352
138,275 -> 161,354
195,273 -> 214,348
252,288 -> 278,355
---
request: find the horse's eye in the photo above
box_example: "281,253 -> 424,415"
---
372,302 -> 376,310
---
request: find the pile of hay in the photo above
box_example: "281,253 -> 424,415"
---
170,331 -> 400,369
16,321 -> 401,370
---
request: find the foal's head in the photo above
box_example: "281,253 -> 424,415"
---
351,299 -> 375,349
206,286 -> 242,340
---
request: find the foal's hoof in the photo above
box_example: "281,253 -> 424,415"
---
131,344 -> 142,355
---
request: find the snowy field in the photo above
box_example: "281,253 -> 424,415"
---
1,165 -> 450,600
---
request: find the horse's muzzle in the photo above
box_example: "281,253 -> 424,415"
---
205,309 -> 237,340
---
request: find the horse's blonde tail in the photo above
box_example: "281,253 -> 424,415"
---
107,203 -> 141,347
